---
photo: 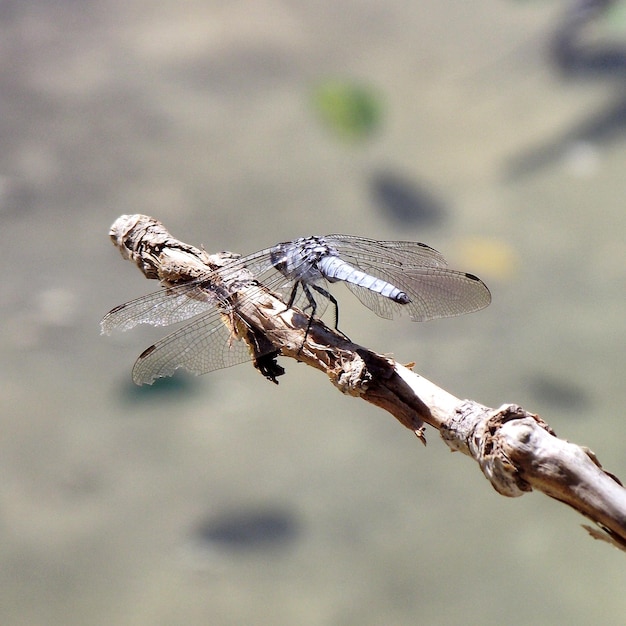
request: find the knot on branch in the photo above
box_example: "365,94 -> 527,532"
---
332,353 -> 372,394
482,404 -> 560,496
444,403 -> 556,497
474,405 -> 538,497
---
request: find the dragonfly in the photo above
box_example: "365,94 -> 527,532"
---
102,229 -> 491,385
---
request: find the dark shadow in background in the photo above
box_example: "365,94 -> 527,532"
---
369,170 -> 446,228
119,372 -> 200,404
505,0 -> 626,180
527,372 -> 591,413
192,507 -> 299,552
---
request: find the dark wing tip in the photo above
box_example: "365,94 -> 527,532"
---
100,302 -> 129,335
466,273 -> 492,308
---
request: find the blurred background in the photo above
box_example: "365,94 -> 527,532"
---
1,0 -> 626,624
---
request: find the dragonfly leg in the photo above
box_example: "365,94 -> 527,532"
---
286,282 -> 317,344
309,284 -> 339,329
289,282 -> 350,353
299,282 -> 319,344
286,282 -> 300,309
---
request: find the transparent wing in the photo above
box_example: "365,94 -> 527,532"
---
131,309 -> 254,384
322,235 -> 491,321
100,244 -> 329,333
344,267 -> 491,320
243,235 -> 487,323
101,281 -> 227,333
100,246 -> 329,384
324,235 -> 450,269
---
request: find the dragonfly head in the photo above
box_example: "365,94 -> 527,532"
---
269,243 -> 290,276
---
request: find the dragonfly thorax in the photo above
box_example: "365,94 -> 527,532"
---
270,236 -> 338,282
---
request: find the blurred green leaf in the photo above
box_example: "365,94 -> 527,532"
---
312,80 -> 383,141
605,1 -> 626,29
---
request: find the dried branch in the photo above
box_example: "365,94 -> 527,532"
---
103,215 -> 626,550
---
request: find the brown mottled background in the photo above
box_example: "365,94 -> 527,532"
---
1,1 -> 625,624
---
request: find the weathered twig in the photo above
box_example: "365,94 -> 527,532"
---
103,215 -> 626,550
